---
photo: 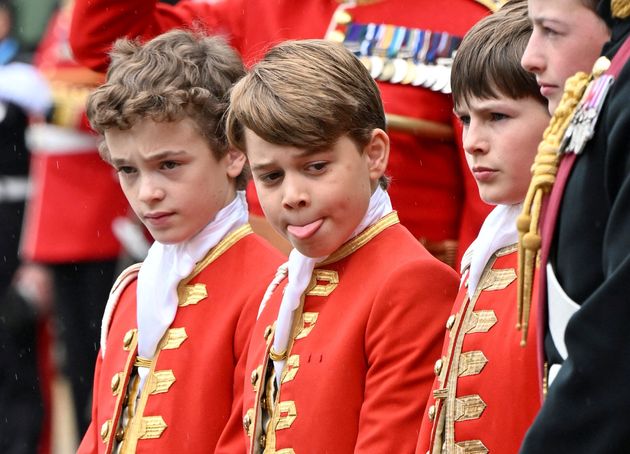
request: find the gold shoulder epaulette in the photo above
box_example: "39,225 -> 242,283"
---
516,71 -> 591,347
473,0 -> 509,13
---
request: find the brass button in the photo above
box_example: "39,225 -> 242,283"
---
446,315 -> 456,330
123,329 -> 135,349
251,369 -> 259,386
115,427 -> 125,442
434,358 -> 443,376
100,420 -> 111,442
592,56 -> 611,77
259,433 -> 266,448
111,373 -> 121,394
243,414 -> 251,431
263,325 -> 273,340
428,404 -> 436,421
327,30 -> 345,43
333,9 -> 352,25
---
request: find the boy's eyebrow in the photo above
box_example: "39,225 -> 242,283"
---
250,161 -> 275,173
466,98 -> 512,114
145,149 -> 188,161
530,16 -> 564,26
453,107 -> 467,117
109,149 -> 188,167
250,148 -> 325,172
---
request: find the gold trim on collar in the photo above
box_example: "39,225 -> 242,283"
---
184,224 -> 253,282
320,212 -> 399,266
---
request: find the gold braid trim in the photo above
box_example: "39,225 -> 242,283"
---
612,0 -> 630,19
516,71 -> 591,347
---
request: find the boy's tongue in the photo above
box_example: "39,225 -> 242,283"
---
287,219 -> 323,240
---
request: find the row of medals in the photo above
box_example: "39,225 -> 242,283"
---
358,54 -> 454,93
327,10 -> 458,93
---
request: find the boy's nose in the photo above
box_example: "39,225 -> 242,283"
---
138,175 -> 165,203
521,35 -> 544,75
463,122 -> 488,156
281,178 -> 309,210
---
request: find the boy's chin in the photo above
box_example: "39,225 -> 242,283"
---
289,241 -> 339,259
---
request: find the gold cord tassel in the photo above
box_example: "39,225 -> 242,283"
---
516,71 -> 591,346
612,0 -> 630,19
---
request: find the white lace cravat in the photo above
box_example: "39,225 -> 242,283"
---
135,191 -> 248,389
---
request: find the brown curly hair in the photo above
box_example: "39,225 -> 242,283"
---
87,29 -> 248,188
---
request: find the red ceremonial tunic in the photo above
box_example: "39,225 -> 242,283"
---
416,245 -> 540,454
242,213 -> 459,454
69,0 -> 502,265
77,226 -> 284,454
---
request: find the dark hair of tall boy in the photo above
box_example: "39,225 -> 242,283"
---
451,0 -> 546,110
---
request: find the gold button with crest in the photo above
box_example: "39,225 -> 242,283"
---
428,404 -> 436,421
446,315 -> 456,330
434,358 -> 443,376
115,427 -> 125,442
243,413 -> 251,431
251,369 -> 259,386
123,329 -> 135,349
100,420 -> 111,442
111,373 -> 122,394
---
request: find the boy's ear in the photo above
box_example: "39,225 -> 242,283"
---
225,147 -> 247,178
364,128 -> 389,182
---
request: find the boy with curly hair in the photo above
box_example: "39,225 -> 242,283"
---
78,29 -> 284,453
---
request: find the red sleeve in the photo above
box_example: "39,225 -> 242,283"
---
76,351 -> 103,454
355,258 -> 458,452
69,0 -> 246,73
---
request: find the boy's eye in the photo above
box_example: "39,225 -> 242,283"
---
117,166 -> 136,175
161,161 -> 179,170
306,161 -> 327,173
259,170 -> 283,185
490,112 -> 509,121
542,26 -> 559,37
457,115 -> 470,126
